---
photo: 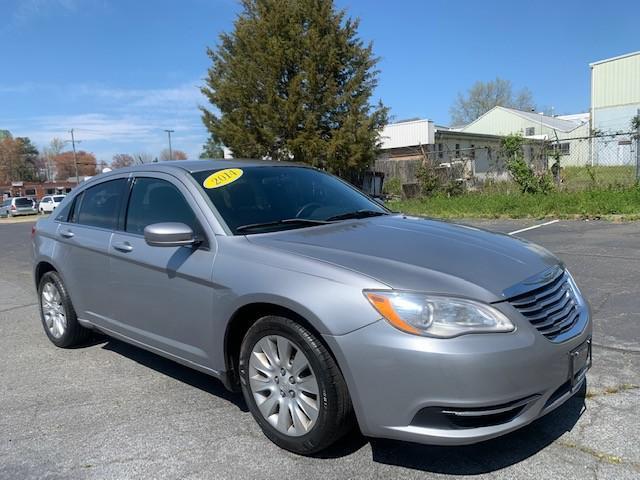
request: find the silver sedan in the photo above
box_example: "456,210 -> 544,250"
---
32,160 -> 592,454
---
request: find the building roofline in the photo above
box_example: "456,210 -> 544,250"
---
384,118 -> 432,127
589,51 -> 640,67
462,105 -> 585,133
435,130 -> 506,141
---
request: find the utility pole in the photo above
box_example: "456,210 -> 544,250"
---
70,129 -> 79,184
164,129 -> 174,160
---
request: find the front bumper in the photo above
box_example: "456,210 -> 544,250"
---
323,302 -> 591,446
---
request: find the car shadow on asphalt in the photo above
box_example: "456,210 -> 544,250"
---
100,337 -> 249,412
96,335 -> 586,473
365,384 -> 587,474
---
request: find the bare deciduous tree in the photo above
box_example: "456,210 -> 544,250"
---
450,77 -> 535,126
111,153 -> 135,169
160,149 -> 188,161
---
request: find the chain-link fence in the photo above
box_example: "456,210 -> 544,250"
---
547,132 -> 640,190
375,131 -> 640,197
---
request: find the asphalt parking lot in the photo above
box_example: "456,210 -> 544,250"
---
1,217 -> 638,479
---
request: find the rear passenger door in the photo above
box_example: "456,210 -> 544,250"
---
107,174 -> 216,367
54,178 -> 127,324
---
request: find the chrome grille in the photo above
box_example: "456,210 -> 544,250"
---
508,269 -> 580,341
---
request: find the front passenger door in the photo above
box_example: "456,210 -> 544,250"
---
107,174 -> 216,367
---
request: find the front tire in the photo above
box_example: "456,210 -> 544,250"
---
38,271 -> 90,347
239,315 -> 354,455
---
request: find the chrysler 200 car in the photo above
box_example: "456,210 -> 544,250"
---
32,160 -> 591,454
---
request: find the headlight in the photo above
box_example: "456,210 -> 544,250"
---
565,270 -> 585,306
364,290 -> 515,338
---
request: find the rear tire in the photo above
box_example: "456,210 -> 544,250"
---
239,315 -> 354,455
38,271 -> 90,348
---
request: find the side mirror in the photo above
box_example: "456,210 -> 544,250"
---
144,222 -> 197,247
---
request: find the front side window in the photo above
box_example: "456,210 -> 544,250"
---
191,166 -> 387,234
125,177 -> 198,236
76,179 -> 125,229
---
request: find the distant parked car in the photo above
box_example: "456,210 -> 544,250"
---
38,195 -> 66,214
0,197 -> 38,218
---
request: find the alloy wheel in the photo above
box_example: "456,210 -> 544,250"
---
248,335 -> 320,437
41,282 -> 67,338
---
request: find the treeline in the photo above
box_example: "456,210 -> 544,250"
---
0,132 -> 98,183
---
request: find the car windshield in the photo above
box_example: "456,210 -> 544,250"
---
53,196 -> 65,202
191,166 -> 388,234
15,198 -> 33,206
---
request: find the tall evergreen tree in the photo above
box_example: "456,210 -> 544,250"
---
201,0 -> 387,177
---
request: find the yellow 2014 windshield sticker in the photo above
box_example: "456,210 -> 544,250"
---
203,168 -> 243,189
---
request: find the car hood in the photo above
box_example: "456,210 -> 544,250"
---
247,215 -> 561,303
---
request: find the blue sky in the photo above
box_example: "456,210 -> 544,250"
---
1,0 -> 638,163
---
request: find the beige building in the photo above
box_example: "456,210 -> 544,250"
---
459,106 -> 589,166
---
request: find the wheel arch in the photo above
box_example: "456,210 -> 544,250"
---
34,260 -> 58,288
223,302 -> 339,392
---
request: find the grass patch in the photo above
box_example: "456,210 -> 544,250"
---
388,187 -> 640,220
562,166 -> 637,190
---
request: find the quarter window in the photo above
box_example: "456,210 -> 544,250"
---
125,177 -> 198,236
76,179 -> 125,229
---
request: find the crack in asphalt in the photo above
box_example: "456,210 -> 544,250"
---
557,440 -> 629,467
586,384 -> 639,399
0,303 -> 37,314
592,343 -> 640,355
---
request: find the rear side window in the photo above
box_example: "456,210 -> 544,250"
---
15,198 -> 32,206
76,179 -> 126,229
125,177 -> 198,235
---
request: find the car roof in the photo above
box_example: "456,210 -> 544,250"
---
111,159 -> 309,175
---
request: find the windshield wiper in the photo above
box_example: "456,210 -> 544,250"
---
235,218 -> 330,233
325,209 -> 389,222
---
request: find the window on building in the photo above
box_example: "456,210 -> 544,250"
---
46,188 -> 55,195
438,143 -> 443,159
470,144 -> 475,159
549,143 -> 571,156
455,144 -> 460,158
25,188 -> 36,196
525,127 -> 535,136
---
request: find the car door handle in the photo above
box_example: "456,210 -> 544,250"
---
113,241 -> 133,253
59,230 -> 74,239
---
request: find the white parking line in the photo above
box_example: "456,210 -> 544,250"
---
508,219 -> 559,236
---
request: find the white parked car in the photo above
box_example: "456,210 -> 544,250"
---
38,195 -> 66,214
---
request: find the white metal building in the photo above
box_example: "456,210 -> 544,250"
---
590,51 -> 640,166
376,119 -> 509,184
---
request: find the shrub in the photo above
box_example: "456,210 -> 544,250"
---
382,176 -> 402,197
502,134 -> 554,194
416,161 -> 441,196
